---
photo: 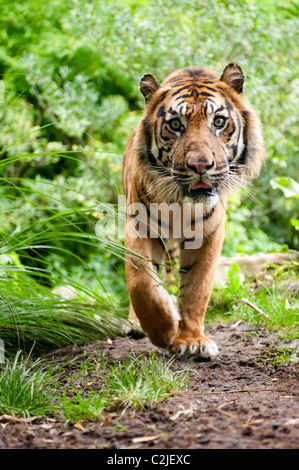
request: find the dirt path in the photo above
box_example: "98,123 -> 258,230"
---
0,322 -> 298,449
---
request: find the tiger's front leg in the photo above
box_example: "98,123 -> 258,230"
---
169,222 -> 225,358
125,223 -> 180,349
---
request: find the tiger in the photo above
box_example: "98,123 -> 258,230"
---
122,63 -> 264,358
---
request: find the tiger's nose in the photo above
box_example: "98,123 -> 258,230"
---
187,160 -> 215,174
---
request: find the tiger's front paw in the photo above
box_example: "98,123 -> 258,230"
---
133,285 -> 181,349
169,334 -> 219,358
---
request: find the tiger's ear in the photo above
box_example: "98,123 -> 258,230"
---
140,73 -> 160,102
220,63 -> 244,94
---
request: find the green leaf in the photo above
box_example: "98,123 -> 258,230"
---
290,218 -> 299,230
270,177 -> 299,198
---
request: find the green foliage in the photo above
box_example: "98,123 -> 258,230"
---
226,262 -> 245,295
209,260 -> 299,338
0,159 -> 131,354
1,0 -> 298,250
271,176 -> 299,199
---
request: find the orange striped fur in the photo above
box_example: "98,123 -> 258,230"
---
122,64 -> 264,357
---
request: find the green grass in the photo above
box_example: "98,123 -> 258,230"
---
0,350 -> 189,421
61,352 -> 190,423
106,352 -> 190,411
239,286 -> 298,333
0,268 -> 128,354
0,351 -> 59,417
261,348 -> 298,366
0,149 -> 133,354
62,391 -> 107,423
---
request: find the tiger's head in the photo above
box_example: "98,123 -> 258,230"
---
135,64 -> 264,205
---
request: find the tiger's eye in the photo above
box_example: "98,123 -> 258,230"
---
214,116 -> 226,128
169,118 -> 182,131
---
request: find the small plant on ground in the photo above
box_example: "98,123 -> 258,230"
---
62,390 -> 107,423
261,348 -> 299,366
61,351 -> 190,423
0,351 -> 59,417
107,352 -> 189,412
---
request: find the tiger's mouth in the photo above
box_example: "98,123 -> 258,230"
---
187,181 -> 217,197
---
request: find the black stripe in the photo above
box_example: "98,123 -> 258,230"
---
227,141 -> 238,160
157,104 -> 165,118
136,181 -> 171,230
152,90 -> 169,110
229,113 -> 241,161
201,102 -> 208,119
134,182 -> 151,217
154,122 -> 159,149
185,67 -> 204,78
215,105 -> 225,113
170,84 -> 219,101
226,120 -> 236,139
140,180 -> 153,204
210,171 -> 229,179
173,174 -> 191,181
238,111 -> 248,164
168,81 -> 195,89
203,205 -> 216,220
146,150 -> 158,166
190,204 -> 217,225
141,147 -> 170,171
171,86 -> 191,97
142,118 -> 151,149
229,112 -> 242,160
167,77 -> 188,84
224,97 -> 233,112
185,67 -> 196,77
201,79 -> 217,84
216,163 -> 229,170
173,163 -> 187,172
172,90 -> 217,103
168,107 -> 179,116
157,236 -> 166,252
157,146 -> 166,161
200,74 -> 218,80
180,262 -> 196,273
198,91 -> 215,98
152,260 -> 161,273
159,116 -> 167,141
196,84 -> 221,94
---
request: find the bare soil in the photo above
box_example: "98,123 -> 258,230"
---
0,321 -> 298,449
